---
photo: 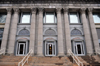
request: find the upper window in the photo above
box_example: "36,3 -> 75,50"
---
93,13 -> 100,23
69,12 -> 80,23
20,12 -> 31,23
0,14 -> 7,23
43,12 -> 57,23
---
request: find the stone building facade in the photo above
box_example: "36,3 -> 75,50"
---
0,1 -> 100,56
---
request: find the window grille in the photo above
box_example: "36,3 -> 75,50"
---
71,29 -> 82,35
45,29 -> 56,35
18,29 -> 30,35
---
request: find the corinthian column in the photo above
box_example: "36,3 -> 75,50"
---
8,8 -> 19,54
63,8 -> 71,55
80,8 -> 93,54
1,8 -> 12,53
37,8 -> 43,56
88,8 -> 99,53
56,8 -> 64,56
30,8 -> 36,55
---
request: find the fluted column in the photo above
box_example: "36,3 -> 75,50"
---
80,8 -> 93,54
63,8 -> 71,55
30,8 -> 36,55
88,8 -> 99,53
1,8 -> 12,52
37,8 -> 43,56
56,8 -> 64,56
8,8 -> 19,54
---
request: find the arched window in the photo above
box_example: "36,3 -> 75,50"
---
45,29 -> 56,35
71,29 -> 82,35
18,29 -> 30,35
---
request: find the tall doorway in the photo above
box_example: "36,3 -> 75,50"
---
16,41 -> 28,56
73,41 -> 85,56
45,41 -> 56,56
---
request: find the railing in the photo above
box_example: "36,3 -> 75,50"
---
96,48 -> 100,55
68,49 -> 83,66
18,49 -> 33,66
0,48 -> 5,55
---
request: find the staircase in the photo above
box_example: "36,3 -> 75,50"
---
78,55 -> 100,66
0,55 -> 100,66
0,55 -> 78,66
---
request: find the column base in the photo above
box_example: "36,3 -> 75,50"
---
57,53 -> 65,56
37,53 -> 44,57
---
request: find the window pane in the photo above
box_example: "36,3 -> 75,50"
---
0,28 -> 4,38
93,14 -> 100,23
70,13 -> 79,23
22,14 -> 30,23
0,14 -> 7,23
46,14 -> 54,23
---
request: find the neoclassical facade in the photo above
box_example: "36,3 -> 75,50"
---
0,2 -> 100,56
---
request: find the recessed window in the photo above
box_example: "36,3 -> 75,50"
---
0,14 -> 7,23
20,13 -> 31,23
96,28 -> 100,39
43,12 -> 57,23
93,14 -> 100,23
69,13 -> 80,23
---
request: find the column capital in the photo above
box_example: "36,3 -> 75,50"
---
13,8 -> 20,13
31,8 -> 36,14
6,8 -> 12,13
63,8 -> 69,13
56,8 -> 62,13
80,8 -> 86,14
38,8 -> 43,13
88,8 -> 93,14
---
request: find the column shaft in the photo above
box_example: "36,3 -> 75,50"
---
57,8 -> 64,56
30,8 -> 36,55
88,8 -> 99,53
81,8 -> 93,54
37,8 -> 43,56
64,8 -> 71,55
8,8 -> 19,54
1,8 -> 12,53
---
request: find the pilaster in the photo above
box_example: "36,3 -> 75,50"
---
63,8 -> 71,55
8,8 -> 19,54
88,8 -> 99,53
1,8 -> 12,53
37,8 -> 43,56
80,8 -> 93,54
56,8 -> 64,56
30,8 -> 36,55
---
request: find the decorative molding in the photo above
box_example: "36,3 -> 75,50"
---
31,8 -> 36,14
63,8 -> 69,13
80,8 -> 86,14
13,8 -> 20,13
56,8 -> 61,13
88,8 -> 93,14
38,8 -> 44,13
6,8 -> 12,13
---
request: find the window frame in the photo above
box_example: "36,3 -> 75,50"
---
69,12 -> 81,23
43,12 -> 57,23
20,12 -> 31,23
